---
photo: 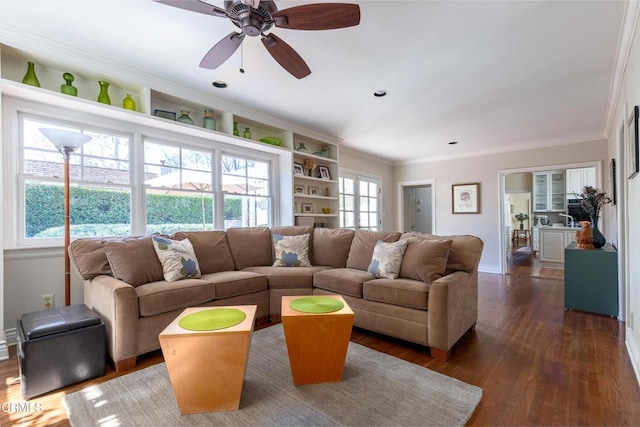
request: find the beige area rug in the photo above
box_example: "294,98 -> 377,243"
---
64,324 -> 482,426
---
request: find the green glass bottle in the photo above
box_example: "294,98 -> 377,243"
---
122,94 -> 136,111
203,110 -> 216,130
22,61 -> 40,87
243,127 -> 252,139
60,72 -> 77,96
177,110 -> 195,125
97,80 -> 111,105
233,121 -> 239,136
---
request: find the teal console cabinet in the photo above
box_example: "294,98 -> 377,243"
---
564,242 -> 618,317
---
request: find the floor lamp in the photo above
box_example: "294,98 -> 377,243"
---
39,128 -> 92,306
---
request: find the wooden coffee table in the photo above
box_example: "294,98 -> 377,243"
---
159,305 -> 256,414
281,295 -> 354,385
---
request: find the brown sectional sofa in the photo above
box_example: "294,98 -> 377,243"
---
69,226 -> 483,371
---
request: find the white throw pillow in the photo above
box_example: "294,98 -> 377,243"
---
152,236 -> 201,282
367,239 -> 409,279
273,233 -> 311,267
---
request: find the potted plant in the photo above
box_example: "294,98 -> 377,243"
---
515,212 -> 529,230
574,186 -> 611,248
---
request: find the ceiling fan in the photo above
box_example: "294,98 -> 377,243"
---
153,0 -> 361,79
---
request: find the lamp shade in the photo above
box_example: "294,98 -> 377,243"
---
39,128 -> 92,149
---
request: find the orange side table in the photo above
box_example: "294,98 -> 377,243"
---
159,305 -> 256,414
281,295 -> 354,385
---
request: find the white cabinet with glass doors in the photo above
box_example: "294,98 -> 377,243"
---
533,171 -> 566,212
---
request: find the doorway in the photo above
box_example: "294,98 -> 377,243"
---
398,180 -> 435,234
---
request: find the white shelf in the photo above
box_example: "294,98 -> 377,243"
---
294,213 -> 338,218
294,194 -> 338,201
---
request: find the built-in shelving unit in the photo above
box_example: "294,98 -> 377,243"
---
0,43 -> 342,228
292,134 -> 339,228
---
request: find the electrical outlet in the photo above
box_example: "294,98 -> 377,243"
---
41,294 -> 54,310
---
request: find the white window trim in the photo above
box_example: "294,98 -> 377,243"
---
2,96 -> 280,249
339,168 -> 382,230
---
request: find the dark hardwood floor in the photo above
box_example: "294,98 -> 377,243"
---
2,271 -> 640,426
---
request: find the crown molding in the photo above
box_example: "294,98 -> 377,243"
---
604,0 -> 640,137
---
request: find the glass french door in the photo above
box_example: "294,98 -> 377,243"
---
339,172 -> 381,230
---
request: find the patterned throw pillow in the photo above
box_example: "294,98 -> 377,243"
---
152,236 -> 201,282
273,233 -> 311,267
367,239 -> 409,279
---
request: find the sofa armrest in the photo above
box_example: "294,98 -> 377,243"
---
427,270 -> 478,353
83,275 -> 138,367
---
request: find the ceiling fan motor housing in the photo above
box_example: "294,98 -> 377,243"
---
225,0 -> 277,36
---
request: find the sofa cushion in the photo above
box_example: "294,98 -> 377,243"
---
313,268 -> 373,298
398,237 -> 453,283
346,230 -> 402,271
363,278 -> 431,310
367,239 -> 409,279
102,236 -> 164,287
68,238 -> 112,280
401,233 -> 483,274
136,278 -> 215,317
272,233 -> 311,267
243,265 -> 331,289
226,227 -> 273,270
271,226 -> 314,261
171,231 -> 235,274
312,228 -> 354,268
200,271 -> 268,299
152,236 -> 201,282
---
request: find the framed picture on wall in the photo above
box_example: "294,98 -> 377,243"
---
627,105 -> 639,179
610,158 -> 617,205
452,182 -> 480,214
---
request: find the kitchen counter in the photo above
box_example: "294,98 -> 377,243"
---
538,227 -> 579,268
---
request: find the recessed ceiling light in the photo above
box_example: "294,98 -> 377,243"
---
448,141 -> 458,145
373,90 -> 387,97
212,81 -> 228,89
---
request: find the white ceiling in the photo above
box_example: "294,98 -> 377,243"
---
0,1 -> 627,164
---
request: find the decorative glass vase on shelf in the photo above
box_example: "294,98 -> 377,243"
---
203,110 -> 216,130
177,111 -> 195,125
122,94 -> 136,111
590,215 -> 606,249
60,72 -> 77,96
296,142 -> 309,152
97,80 -> 111,105
243,127 -> 251,139
233,121 -> 239,136
22,61 -> 40,87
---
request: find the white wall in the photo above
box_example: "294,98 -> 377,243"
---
393,139 -> 608,273
607,2 -> 640,384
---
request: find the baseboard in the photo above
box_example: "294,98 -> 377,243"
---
5,328 -> 17,346
0,341 -> 8,361
626,327 -> 640,387
478,264 -> 501,274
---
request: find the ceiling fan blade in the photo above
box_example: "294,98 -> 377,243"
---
273,3 -> 360,30
153,0 -> 228,17
200,32 -> 245,69
262,34 -> 311,79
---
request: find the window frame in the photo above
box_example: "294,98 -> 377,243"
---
2,96 -> 280,249
338,169 -> 382,231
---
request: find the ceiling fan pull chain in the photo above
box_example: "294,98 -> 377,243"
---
240,42 -> 245,74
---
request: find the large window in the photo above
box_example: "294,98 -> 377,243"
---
6,103 -> 278,248
221,154 -> 271,229
20,116 -> 132,244
144,140 -> 215,234
339,172 -> 381,231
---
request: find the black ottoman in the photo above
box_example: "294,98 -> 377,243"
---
16,304 -> 106,400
